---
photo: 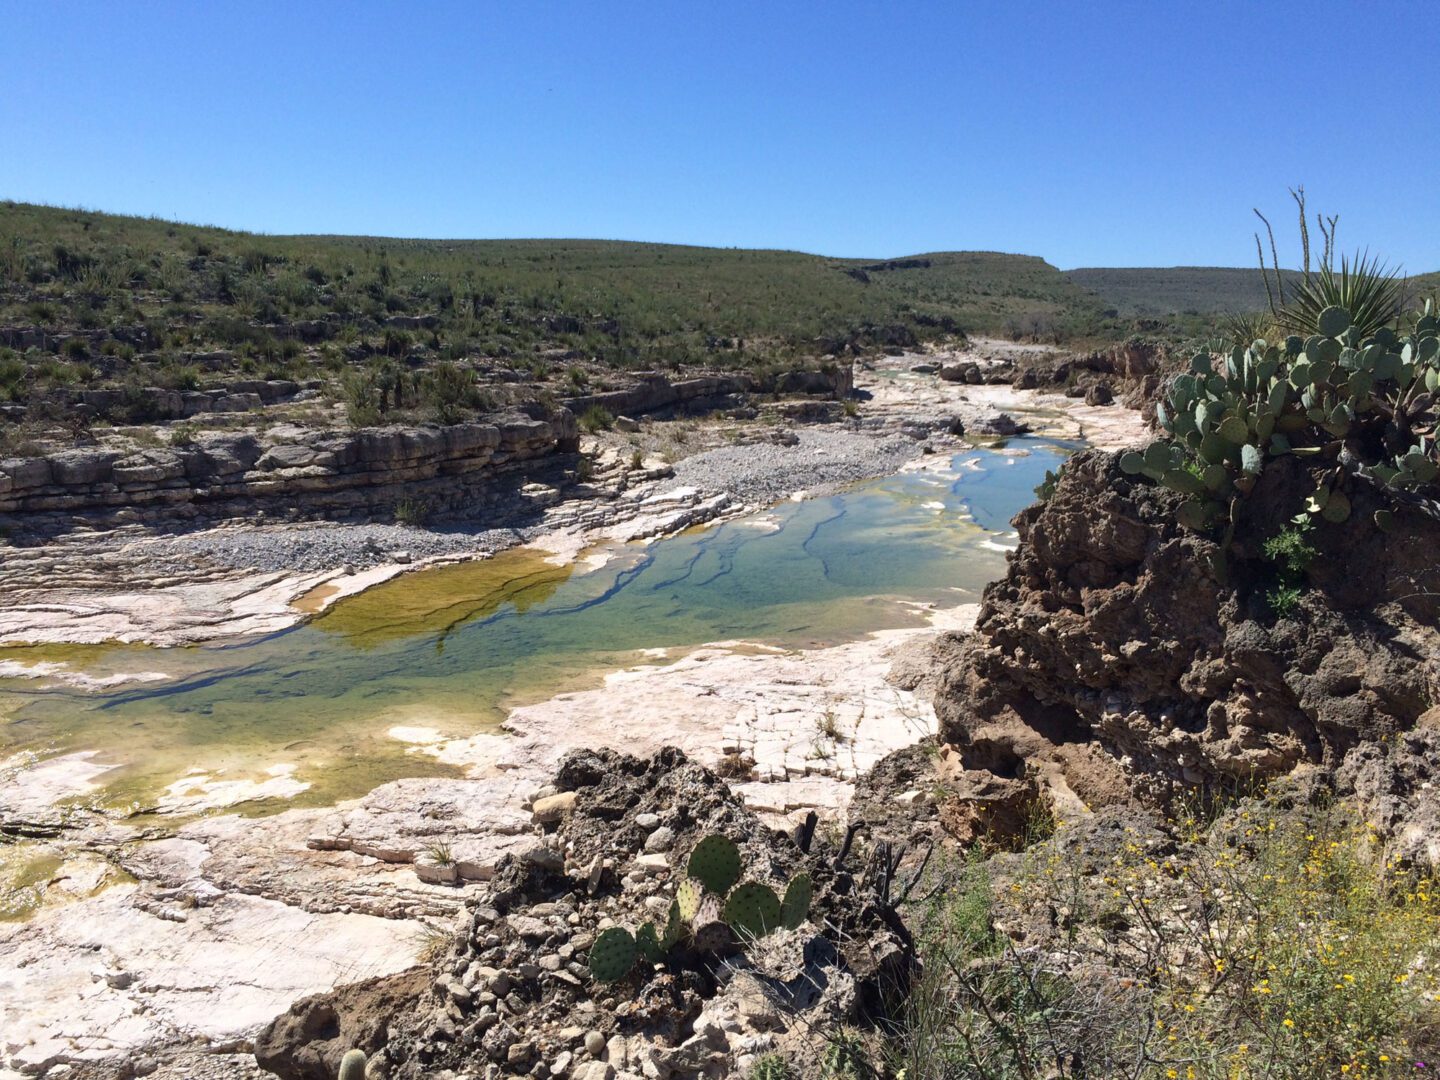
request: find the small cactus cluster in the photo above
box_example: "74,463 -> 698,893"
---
338,1049 -> 367,1080
1126,302 -> 1440,531
587,834 -> 813,983
1033,464 -> 1064,503
821,1033 -> 868,1079
747,1053 -> 795,1080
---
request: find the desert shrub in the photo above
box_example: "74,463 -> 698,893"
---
1262,517 -> 1315,617
382,328 -> 412,357
894,797 -> 1440,1078
419,361 -> 489,424
339,368 -> 382,428
0,354 -> 25,401
156,362 -> 200,391
393,497 -> 429,526
118,380 -> 167,423
168,422 -> 200,447
579,405 -> 613,433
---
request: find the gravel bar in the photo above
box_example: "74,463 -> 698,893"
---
137,522 -> 523,574
663,428 -> 922,505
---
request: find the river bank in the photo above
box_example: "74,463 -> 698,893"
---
0,342 -> 1149,1077
0,342 -> 1142,651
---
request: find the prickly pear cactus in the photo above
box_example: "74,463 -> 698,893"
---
635,921 -> 664,964
780,872 -> 812,930
589,926 -> 637,982
660,898 -> 685,950
338,1049 -> 368,1080
722,881 -> 782,940
693,893 -> 732,953
687,835 -> 741,895
1131,299 -> 1440,535
693,918 -> 734,954
676,877 -> 703,922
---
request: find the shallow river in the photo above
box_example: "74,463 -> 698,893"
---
0,439 -> 1074,817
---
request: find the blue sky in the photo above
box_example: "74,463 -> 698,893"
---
2,1 -> 1435,269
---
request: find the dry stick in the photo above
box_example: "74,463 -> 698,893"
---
1320,212 -> 1339,267
1291,186 -> 1310,275
833,821 -> 863,870
1254,227 -> 1278,319
1257,207 -> 1285,309
896,841 -> 935,906
792,810 -> 817,855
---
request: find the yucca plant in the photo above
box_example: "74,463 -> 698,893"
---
1219,309 -> 1276,348
1276,249 -> 1407,340
1255,187 -> 1408,340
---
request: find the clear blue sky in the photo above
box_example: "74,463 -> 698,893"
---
3,1 -> 1436,269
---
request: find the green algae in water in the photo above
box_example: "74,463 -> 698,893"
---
310,551 -> 573,649
0,441 -> 1073,814
0,845 -> 65,921
0,841 -> 134,920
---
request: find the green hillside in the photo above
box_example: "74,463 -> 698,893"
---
0,202 -> 1111,416
1065,266 -> 1296,317
1069,265 -> 1440,321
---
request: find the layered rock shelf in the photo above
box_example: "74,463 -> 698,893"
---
561,365 -> 851,418
0,411 -> 578,536
0,368 -> 855,539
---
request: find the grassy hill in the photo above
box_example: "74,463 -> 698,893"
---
0,202 -> 1113,419
1069,265 -> 1440,322
1064,266 -> 1298,317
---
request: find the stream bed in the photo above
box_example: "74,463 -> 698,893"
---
0,439 -> 1075,819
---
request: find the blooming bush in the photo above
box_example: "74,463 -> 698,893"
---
892,794 -> 1440,1078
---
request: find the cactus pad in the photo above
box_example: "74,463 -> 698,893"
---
687,834 -> 741,895
693,918 -> 734,954
1317,305 -> 1351,338
660,899 -> 685,950
1321,489 -> 1351,523
339,1050 -> 368,1080
636,921 -> 664,964
722,881 -> 782,940
780,873 -> 812,930
697,893 -> 722,925
676,878 -> 703,922
589,926 -> 637,982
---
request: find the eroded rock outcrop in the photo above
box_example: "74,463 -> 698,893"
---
935,450 -> 1440,807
